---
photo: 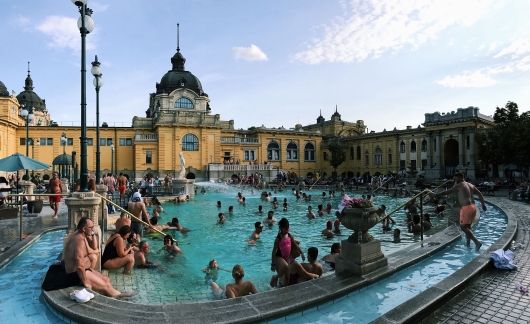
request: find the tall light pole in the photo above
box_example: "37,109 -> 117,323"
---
61,132 -> 67,179
19,103 -> 34,179
91,55 -> 103,183
71,0 -> 95,191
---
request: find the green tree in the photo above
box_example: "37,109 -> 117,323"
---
327,139 -> 346,177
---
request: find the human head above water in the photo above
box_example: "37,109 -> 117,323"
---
278,217 -> 289,231
232,264 -> 245,280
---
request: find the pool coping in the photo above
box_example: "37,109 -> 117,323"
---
42,224 -> 464,323
372,200 -> 517,324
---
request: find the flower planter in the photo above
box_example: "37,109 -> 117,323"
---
339,207 -> 382,243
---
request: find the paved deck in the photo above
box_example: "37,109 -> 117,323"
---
422,197 -> 530,324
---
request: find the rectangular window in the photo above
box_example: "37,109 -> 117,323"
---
119,138 -> 132,146
100,138 -> 107,146
350,147 -> 354,160
67,138 -> 74,146
421,159 -> 428,171
365,154 -> 369,166
107,138 -> 113,146
20,138 -> 26,145
146,150 -> 152,164
410,160 -> 417,171
40,137 -> 46,146
47,138 -> 53,145
323,152 -> 328,161
244,150 -> 255,161
87,138 -> 94,146
388,153 -> 392,165
400,160 -> 406,170
466,135 -> 470,150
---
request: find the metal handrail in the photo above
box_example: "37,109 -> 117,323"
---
379,179 -> 453,221
372,176 -> 395,194
308,175 -> 321,191
95,193 -> 167,238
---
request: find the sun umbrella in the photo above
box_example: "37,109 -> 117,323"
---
0,153 -> 49,172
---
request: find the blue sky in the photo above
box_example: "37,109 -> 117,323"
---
2,0 -> 530,131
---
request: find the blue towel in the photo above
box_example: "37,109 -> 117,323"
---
490,249 -> 517,270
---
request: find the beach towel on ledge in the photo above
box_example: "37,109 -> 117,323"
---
490,249 -> 517,270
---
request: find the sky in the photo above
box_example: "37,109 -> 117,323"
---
1,0 -> 530,132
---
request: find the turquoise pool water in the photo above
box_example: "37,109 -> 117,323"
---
272,201 -> 506,323
122,186 -> 447,302
0,230 -> 65,323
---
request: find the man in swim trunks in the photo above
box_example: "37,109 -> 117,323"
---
435,172 -> 486,250
117,173 -> 128,198
63,216 -> 127,297
128,191 -> 150,235
49,172 -> 62,217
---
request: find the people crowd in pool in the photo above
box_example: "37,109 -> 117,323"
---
69,177 -> 453,301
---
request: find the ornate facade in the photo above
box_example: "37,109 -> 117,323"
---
0,45 -> 495,182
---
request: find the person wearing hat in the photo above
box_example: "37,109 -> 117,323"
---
128,191 -> 150,236
248,221 -> 264,244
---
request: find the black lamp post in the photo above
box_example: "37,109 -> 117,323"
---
110,144 -> 115,176
91,55 -> 103,183
71,0 -> 95,191
20,103 -> 34,179
61,132 -> 67,178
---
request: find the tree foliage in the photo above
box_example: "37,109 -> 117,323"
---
327,139 -> 346,171
477,101 -> 530,172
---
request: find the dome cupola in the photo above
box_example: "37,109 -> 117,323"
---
16,62 -> 47,112
0,81 -> 9,97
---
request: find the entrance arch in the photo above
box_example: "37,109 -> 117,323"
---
444,139 -> 459,177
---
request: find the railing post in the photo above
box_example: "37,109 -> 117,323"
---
420,193 -> 424,244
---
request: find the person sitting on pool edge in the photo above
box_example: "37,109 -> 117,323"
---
102,225 -> 135,274
299,247 -> 323,281
270,218 -> 318,287
210,264 -> 257,299
134,241 -> 156,268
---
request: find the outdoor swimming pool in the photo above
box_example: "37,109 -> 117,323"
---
111,186 -> 448,303
0,188 -> 507,323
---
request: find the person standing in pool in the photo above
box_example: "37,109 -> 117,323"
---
434,172 -> 486,250
248,221 -> 264,244
210,264 -> 257,299
263,210 -> 277,226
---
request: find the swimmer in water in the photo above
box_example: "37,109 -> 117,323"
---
203,259 -> 220,282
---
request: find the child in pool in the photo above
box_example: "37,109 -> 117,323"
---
203,259 -> 220,282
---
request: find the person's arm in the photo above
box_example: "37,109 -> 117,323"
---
271,237 -> 279,270
86,233 -> 99,255
115,237 -> 132,257
74,236 -> 90,288
291,236 -> 305,261
472,185 -> 487,211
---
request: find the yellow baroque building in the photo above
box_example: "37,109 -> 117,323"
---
0,46 -> 495,183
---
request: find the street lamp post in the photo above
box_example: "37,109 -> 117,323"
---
61,132 -> 67,178
110,144 -> 115,176
71,0 -> 95,191
19,103 -> 34,179
91,55 -> 103,183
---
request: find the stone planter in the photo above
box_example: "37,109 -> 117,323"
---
339,207 -> 382,243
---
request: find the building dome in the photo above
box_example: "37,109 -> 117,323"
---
156,49 -> 205,96
16,70 -> 46,112
0,81 -> 9,97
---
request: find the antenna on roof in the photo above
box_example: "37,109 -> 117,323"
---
27,61 -> 31,77
335,104 -> 338,112
177,23 -> 180,52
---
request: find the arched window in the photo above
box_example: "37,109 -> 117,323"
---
304,143 -> 315,161
421,139 -> 427,152
267,141 -> 280,161
410,141 -> 417,153
374,147 -> 383,166
400,141 -> 406,153
286,141 -> 298,160
182,133 -> 199,151
175,97 -> 194,109
356,145 -> 361,160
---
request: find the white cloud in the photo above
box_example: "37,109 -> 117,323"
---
232,44 -> 268,62
436,55 -> 530,88
36,16 -> 96,54
494,38 -> 530,59
10,15 -> 31,30
294,0 -> 493,64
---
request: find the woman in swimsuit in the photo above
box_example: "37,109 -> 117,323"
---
102,225 -> 135,274
270,218 -> 317,287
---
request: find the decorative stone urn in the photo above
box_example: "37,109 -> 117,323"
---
335,206 -> 388,276
339,207 -> 381,243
